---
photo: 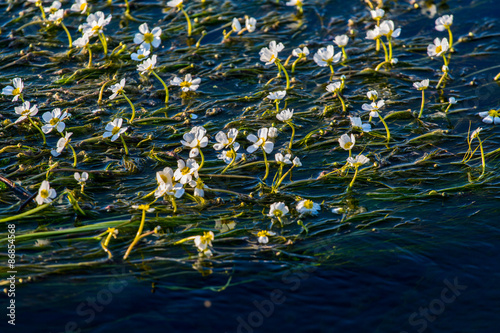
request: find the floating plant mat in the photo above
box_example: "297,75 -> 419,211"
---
0,0 -> 499,293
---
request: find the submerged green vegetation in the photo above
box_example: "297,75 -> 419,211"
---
0,0 -> 499,288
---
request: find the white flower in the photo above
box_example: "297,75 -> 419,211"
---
347,154 -> 370,167
268,127 -> 278,138
286,0 -> 302,6
245,17 -> 257,32
478,110 -> 500,125
313,45 -> 342,67
470,127 -> 482,140
259,41 -> 284,65
442,65 -> 449,73
326,81 -> 342,93
427,37 -> 449,57
367,90 -> 378,100
44,1 -> 61,14
51,132 -> 72,157
370,8 -> 385,20
73,33 -> 90,48
217,147 -> 242,164
71,0 -> 87,14
188,177 -> 208,197
292,47 -> 309,57
167,0 -> 183,9
247,128 -> 274,154
435,15 -> 453,31
338,133 -> 355,150
174,159 -> 199,184
80,11 -> 112,37
134,23 -> 162,49
296,199 -> 320,216
34,239 -> 51,247
268,202 -> 289,218
131,45 -> 151,61
391,58 -> 398,64
14,101 -> 38,124
41,108 -> 70,134
213,128 -> 239,150
231,18 -> 242,32
48,9 -> 64,23
137,55 -> 157,74
181,126 -> 208,157
449,97 -> 457,104
267,90 -> 286,101
334,35 -> 349,47
349,116 -> 371,132
2,78 -> 23,102
413,79 -> 429,90
170,74 -> 201,92
193,231 -> 214,252
366,26 -> 382,40
36,180 -> 57,205
74,171 -> 89,183
275,153 -> 292,164
276,108 -> 293,122
293,156 -> 301,167
331,207 -> 344,214
155,167 -> 185,198
257,230 -> 276,244
379,20 -> 401,38
108,78 -> 125,100
103,118 -> 127,142
362,100 -> 385,118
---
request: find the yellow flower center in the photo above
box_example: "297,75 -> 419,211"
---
21,108 -> 30,116
257,231 -> 269,237
181,166 -> 191,175
138,204 -> 150,210
226,150 -> 235,159
138,54 -> 145,60
303,200 -> 314,209
180,81 -> 192,88
269,54 -> 276,63
273,210 -> 283,217
344,142 -> 353,149
12,88 -> 20,96
435,45 -> 442,54
143,32 -> 154,44
92,25 -> 101,33
49,118 -> 59,126
146,64 -> 153,71
40,189 -> 49,199
488,109 -> 500,117
80,3 -> 86,11
111,126 -> 120,135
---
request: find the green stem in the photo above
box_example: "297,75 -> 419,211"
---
277,61 -> 290,89
341,47 -> 347,60
328,64 -> 335,81
87,46 -> 92,68
27,116 -> 46,145
447,27 -> 453,51
377,111 -> 391,142
442,54 -> 449,67
275,165 -> 295,189
478,137 -> 486,179
444,103 -> 452,113
125,0 -> 130,13
436,72 -> 448,89
387,36 -> 393,61
221,147 -> 236,174
291,57 -> 301,73
338,94 -> 346,112
60,22 -> 72,48
171,196 -> 177,213
418,90 -> 425,118
68,143 -> 77,167
99,32 -> 108,56
380,39 -> 388,62
348,167 -> 359,190
375,60 -> 390,71
181,8 -> 192,37
123,208 -> 147,259
0,203 -> 50,223
262,150 -> 269,181
120,135 -> 129,155
66,191 -> 85,215
152,70 -> 169,105
38,4 -> 46,20
122,93 -> 136,123
287,121 -> 295,150
198,148 -> 205,170
275,101 -> 280,114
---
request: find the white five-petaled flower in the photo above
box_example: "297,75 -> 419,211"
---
36,180 -> 57,205
231,18 -> 242,32
362,100 -> 385,118
267,90 -> 286,101
80,11 -> 112,37
367,90 -> 378,100
51,132 -> 72,157
174,159 -> 199,185
170,74 -> 201,92
334,35 -> 349,47
413,79 -> 429,90
435,15 -> 453,31
427,37 -> 449,57
247,128 -> 274,154
2,78 -> 24,102
326,81 -> 342,93
370,8 -> 385,20
347,154 -> 370,167
259,41 -> 284,65
245,17 -> 257,32
131,45 -> 151,61
257,230 -> 276,244
478,110 -> 500,125
103,118 -> 127,142
74,171 -> 89,184
14,101 -> 38,124
44,1 -> 61,14
349,116 -> 371,132
276,108 -> 293,122
42,108 -> 70,134
48,9 -> 64,23
167,0 -> 183,9
275,153 -> 292,164
338,133 -> 355,151
181,126 -> 208,157
313,45 -> 342,67
366,26 -> 382,40
217,148 -> 242,164
108,78 -> 126,100
194,231 -> 214,252
73,33 -> 90,48
449,97 -> 457,105
71,0 -> 87,14
379,20 -> 401,38
155,167 -> 185,198
470,127 -> 482,141
268,202 -> 289,218
293,156 -> 302,167
137,55 -> 157,74
296,199 -> 321,216
134,23 -> 162,49
214,128 -> 239,150
292,47 -> 309,58
189,177 -> 208,198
